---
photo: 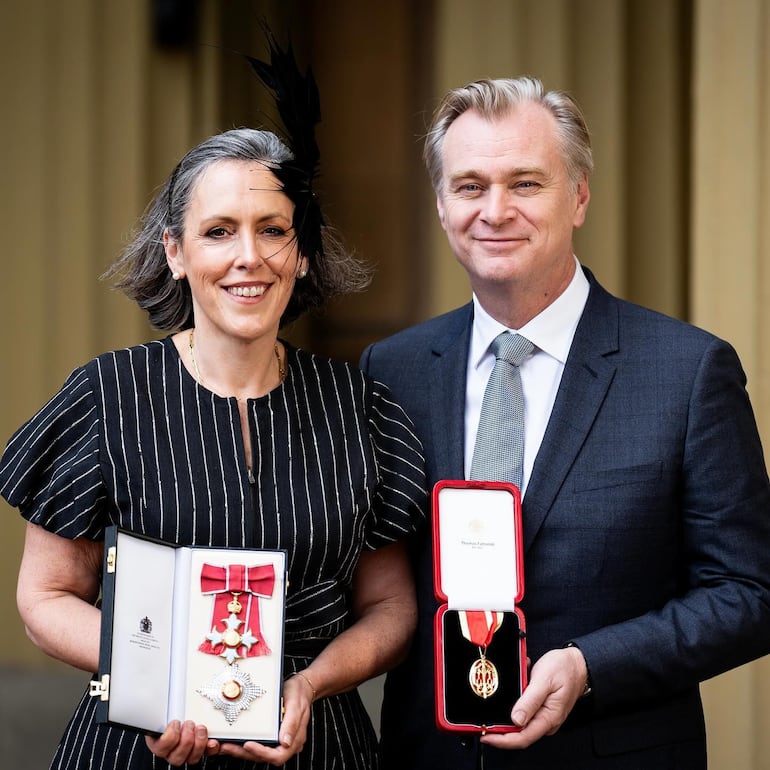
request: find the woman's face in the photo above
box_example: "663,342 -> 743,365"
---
165,159 -> 306,343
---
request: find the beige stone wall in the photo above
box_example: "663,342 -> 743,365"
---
690,2 -> 770,765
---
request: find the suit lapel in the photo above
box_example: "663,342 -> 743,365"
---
427,305 -> 473,482
523,275 -> 619,551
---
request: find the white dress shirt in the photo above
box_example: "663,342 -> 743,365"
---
464,258 -> 590,495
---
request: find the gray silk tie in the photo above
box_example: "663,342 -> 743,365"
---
470,332 -> 535,488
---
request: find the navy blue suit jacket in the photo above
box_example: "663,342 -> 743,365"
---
360,269 -> 770,769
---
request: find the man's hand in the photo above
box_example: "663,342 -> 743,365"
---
481,646 -> 588,750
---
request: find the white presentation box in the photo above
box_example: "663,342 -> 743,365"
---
89,527 -> 287,743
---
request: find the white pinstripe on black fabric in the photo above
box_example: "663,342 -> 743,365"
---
1,337 -> 427,770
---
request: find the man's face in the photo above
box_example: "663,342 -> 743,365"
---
437,103 -> 590,303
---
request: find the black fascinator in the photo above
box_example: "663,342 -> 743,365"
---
244,27 -> 324,267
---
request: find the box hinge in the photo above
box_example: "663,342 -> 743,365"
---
106,546 -> 117,574
89,674 -> 110,701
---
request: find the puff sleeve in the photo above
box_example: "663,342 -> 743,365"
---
0,366 -> 109,540
363,379 -> 428,549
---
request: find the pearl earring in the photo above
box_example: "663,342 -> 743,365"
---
298,268 -> 307,279
172,271 -> 181,280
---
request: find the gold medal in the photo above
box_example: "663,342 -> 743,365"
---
200,563 -> 276,659
222,628 -> 243,648
469,649 -> 499,699
221,679 -> 243,701
459,611 -> 504,698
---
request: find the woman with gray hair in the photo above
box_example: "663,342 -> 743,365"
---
0,89 -> 426,770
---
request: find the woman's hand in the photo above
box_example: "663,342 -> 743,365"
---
148,673 -> 313,767
146,720 -> 219,766
215,673 -> 313,765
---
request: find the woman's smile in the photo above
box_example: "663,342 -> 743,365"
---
226,283 -> 268,298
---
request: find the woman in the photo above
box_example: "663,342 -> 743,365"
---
0,125 -> 427,769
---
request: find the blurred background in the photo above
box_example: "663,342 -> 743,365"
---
1,0 -> 769,767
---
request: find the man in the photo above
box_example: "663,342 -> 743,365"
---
360,77 -> 770,768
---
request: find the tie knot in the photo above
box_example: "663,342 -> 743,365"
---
490,332 -> 534,367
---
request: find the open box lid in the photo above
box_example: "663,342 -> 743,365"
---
432,480 -> 524,610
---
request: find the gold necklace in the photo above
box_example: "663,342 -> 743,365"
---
188,329 -> 285,389
275,343 -> 286,382
188,328 -> 204,385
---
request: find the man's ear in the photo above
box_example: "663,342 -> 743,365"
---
573,176 -> 591,229
436,195 -> 447,230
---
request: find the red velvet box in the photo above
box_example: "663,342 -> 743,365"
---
432,480 -> 527,733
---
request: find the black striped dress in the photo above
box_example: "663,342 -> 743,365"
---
0,337 -> 428,770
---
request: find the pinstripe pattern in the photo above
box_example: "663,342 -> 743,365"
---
0,337 -> 428,770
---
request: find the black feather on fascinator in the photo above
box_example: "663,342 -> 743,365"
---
244,26 -> 324,266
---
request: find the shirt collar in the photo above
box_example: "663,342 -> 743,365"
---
470,257 -> 590,369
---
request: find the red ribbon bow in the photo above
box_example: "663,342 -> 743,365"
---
199,563 -> 276,658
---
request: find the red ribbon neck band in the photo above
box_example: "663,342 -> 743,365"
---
459,610 -> 504,648
199,562 -> 276,658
